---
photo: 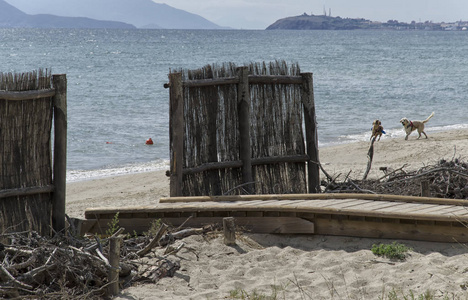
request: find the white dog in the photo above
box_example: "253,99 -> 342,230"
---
400,112 -> 435,140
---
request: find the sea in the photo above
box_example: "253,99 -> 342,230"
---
1,29 -> 467,182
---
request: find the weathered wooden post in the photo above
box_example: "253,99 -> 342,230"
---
421,180 -> 430,197
169,72 -> 184,197
223,217 -> 236,245
301,73 -> 320,193
237,67 -> 254,194
52,74 -> 67,233
108,236 -> 121,296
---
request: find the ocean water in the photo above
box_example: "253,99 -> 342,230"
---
1,29 -> 467,181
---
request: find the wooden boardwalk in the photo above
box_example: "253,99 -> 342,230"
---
83,193 -> 468,243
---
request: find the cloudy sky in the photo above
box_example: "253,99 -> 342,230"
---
157,0 -> 467,29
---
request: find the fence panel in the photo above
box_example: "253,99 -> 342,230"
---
168,61 -> 319,196
0,70 -> 66,236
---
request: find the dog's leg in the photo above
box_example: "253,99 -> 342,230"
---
422,131 -> 428,139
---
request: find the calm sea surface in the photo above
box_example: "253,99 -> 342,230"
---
1,29 -> 467,181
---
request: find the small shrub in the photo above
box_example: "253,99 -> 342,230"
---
144,218 -> 162,237
371,242 -> 412,260
105,212 -> 120,236
380,288 -> 439,300
229,288 -> 265,299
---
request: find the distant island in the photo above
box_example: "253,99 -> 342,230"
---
266,13 -> 468,31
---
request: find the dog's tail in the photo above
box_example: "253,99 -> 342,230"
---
423,112 -> 435,124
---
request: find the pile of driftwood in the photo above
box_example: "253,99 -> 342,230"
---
0,223 -> 216,299
322,158 -> 468,199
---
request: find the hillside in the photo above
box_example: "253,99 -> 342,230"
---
5,0 -> 225,29
0,0 -> 135,28
266,13 -> 465,31
266,14 -> 375,30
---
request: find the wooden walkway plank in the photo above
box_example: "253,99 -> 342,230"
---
439,206 -> 468,215
160,193 -> 468,206
321,199 -> 374,209
294,199 -> 366,208
385,203 -> 445,215
348,200 -> 399,211
375,203 -> 429,213
366,202 -> 410,212
274,199 -> 367,213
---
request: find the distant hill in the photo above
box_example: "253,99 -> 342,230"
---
0,0 -> 135,28
266,13 -> 465,31
266,14 -> 374,30
5,0 -> 226,29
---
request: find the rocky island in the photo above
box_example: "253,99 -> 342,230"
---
266,13 -> 468,31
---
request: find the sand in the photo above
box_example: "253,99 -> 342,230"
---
66,129 -> 468,299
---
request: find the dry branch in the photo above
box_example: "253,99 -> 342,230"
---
136,223 -> 168,257
0,221 -> 219,298
321,158 -> 468,199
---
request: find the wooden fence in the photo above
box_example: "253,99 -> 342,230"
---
0,70 -> 67,236
167,61 -> 320,197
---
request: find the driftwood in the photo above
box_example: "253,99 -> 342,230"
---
159,225 -> 217,246
362,137 -> 375,180
0,222 -> 218,298
136,223 -> 168,257
321,158 -> 468,199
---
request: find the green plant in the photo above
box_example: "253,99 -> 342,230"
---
144,218 -> 162,237
371,242 -> 412,260
228,288 -> 269,300
380,288 -> 441,300
105,212 -> 120,236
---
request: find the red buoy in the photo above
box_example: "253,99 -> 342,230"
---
146,138 -> 154,145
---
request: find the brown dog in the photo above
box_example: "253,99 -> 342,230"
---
400,112 -> 434,140
370,120 -> 385,141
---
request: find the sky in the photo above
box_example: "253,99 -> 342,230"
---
156,0 -> 468,29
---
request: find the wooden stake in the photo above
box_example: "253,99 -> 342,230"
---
223,217 -> 236,245
108,237 -> 121,296
421,180 -> 430,197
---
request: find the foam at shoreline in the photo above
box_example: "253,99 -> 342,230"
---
67,125 -> 468,183
67,159 -> 170,182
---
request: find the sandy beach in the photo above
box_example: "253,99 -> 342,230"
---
66,129 -> 468,299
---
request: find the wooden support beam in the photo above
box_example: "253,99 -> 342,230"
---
301,73 -> 320,193
160,193 -> 468,206
181,154 -> 310,175
237,67 -> 254,193
177,75 -> 303,88
0,89 -> 55,100
169,72 -> 184,197
52,74 -> 67,233
84,217 -> 315,235
0,185 -> 54,199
